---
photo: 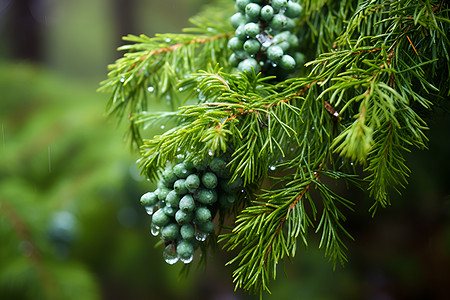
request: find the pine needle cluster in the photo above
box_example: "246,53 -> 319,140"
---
100,0 -> 450,295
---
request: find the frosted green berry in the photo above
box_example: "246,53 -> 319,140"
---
280,54 -> 296,70
185,174 -> 200,192
173,163 -> 190,179
175,210 -> 193,225
245,3 -> 261,20
179,194 -> 195,213
287,33 -> 299,48
194,189 -> 217,205
176,240 -> 194,258
269,14 -> 289,30
230,12 -> 246,28
260,5 -> 274,21
238,58 -> 261,74
163,205 -> 176,217
173,179 -> 188,195
229,53 -> 240,67
161,223 -> 179,241
195,206 -> 212,223
228,36 -> 244,51
140,192 -> 158,207
151,209 -> 170,227
267,45 -> 284,62
180,224 -> 195,240
197,220 -> 214,234
236,0 -> 252,11
165,190 -> 181,207
162,167 -> 177,185
201,172 -> 218,189
278,41 -> 290,51
285,1 -> 302,18
235,24 -> 247,39
157,186 -> 170,201
243,39 -> 261,55
244,22 -> 260,37
271,0 -> 288,11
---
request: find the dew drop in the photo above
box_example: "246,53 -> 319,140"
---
290,148 -> 294,152
145,205 -> 155,215
151,224 -> 160,236
272,63 -> 278,67
195,230 -> 208,242
269,165 -> 276,171
178,87 -> 184,92
120,76 -> 125,83
163,244 -> 179,264
208,150 -> 214,156
180,254 -> 194,264
147,86 -> 154,92
160,125 -> 165,130
350,162 -> 354,166
164,37 -> 171,43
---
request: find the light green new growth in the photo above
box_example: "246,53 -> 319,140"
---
100,0 -> 449,295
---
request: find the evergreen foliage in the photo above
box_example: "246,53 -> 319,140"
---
100,0 -> 450,295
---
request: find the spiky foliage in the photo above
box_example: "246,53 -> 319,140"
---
100,0 -> 450,295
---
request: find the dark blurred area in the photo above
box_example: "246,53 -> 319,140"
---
0,1 -> 449,299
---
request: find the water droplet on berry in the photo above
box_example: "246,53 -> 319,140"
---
151,224 -> 160,236
163,244 -> 179,264
180,254 -> 194,264
147,86 -> 154,92
195,230 -> 208,242
145,205 -> 155,215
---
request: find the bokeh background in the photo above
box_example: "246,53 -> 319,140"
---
1,0 -> 449,299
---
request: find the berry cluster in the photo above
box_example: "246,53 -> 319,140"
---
140,155 -> 242,264
229,0 -> 304,75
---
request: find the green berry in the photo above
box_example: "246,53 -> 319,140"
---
196,220 -> 214,234
194,188 -> 217,205
287,33 -> 299,48
209,157 -> 231,178
245,3 -> 261,20
280,54 -> 296,70
151,209 -> 170,227
165,190 -> 181,207
157,186 -> 170,201
161,223 -> 179,241
173,163 -> 191,179
173,179 -> 188,195
185,174 -> 200,192
243,39 -> 261,55
285,1 -> 302,18
163,205 -> 176,217
201,172 -> 218,189
228,36 -> 245,51
260,5 -> 274,21
238,58 -> 261,74
229,53 -> 240,67
162,167 -> 177,185
244,22 -> 260,37
294,52 -> 306,66
271,0 -> 288,11
230,12 -> 246,28
235,24 -> 247,39
179,194 -> 195,213
180,224 -> 195,240
278,41 -> 290,52
236,0 -> 251,12
267,45 -> 284,62
175,210 -> 193,225
140,192 -> 158,207
176,240 -> 194,258
195,206 -> 212,223
269,13 -> 289,30
234,50 -> 249,60
219,193 -> 237,207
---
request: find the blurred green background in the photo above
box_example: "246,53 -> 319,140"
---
0,1 -> 449,299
